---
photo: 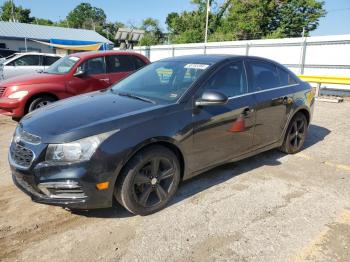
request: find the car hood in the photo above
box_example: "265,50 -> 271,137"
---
21,89 -> 166,143
0,73 -> 64,86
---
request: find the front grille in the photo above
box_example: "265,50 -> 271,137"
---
0,87 -> 5,97
11,143 -> 35,168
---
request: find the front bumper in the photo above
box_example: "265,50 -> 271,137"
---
9,151 -> 116,210
0,97 -> 24,117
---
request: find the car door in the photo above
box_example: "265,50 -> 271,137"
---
106,55 -> 135,84
4,54 -> 41,79
245,59 -> 296,148
190,60 -> 256,172
66,56 -> 110,95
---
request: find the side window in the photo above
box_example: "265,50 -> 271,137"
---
132,56 -> 146,70
80,57 -> 106,75
106,55 -> 134,73
277,67 -> 297,86
248,60 -> 280,91
202,61 -> 247,97
12,55 -> 40,66
43,56 -> 60,66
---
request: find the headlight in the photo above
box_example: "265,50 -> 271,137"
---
8,90 -> 29,99
45,130 -> 118,163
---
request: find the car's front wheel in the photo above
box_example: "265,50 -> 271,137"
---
115,145 -> 181,215
27,95 -> 57,113
280,112 -> 308,154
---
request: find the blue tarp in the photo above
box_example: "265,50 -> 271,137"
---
49,39 -> 109,50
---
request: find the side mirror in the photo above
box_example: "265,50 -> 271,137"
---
74,68 -> 85,77
195,90 -> 228,107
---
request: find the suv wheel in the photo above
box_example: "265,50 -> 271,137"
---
115,146 -> 181,215
280,112 -> 308,154
28,95 -> 57,112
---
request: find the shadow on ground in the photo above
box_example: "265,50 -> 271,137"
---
75,124 -> 330,218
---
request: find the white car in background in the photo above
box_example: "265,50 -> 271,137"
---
0,52 -> 62,80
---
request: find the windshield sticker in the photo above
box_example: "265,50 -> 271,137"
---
184,64 -> 209,70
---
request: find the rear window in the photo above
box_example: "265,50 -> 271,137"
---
277,67 -> 298,86
107,55 -> 134,73
43,56 -> 60,66
248,60 -> 280,91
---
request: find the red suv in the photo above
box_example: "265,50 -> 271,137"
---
0,51 -> 150,119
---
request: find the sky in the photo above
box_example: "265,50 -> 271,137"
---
2,0 -> 350,36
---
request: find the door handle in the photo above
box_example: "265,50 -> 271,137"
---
282,96 -> 289,105
242,107 -> 254,117
100,78 -> 109,82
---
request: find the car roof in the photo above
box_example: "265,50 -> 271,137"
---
158,54 -> 242,64
158,54 -> 284,66
69,50 -> 144,59
13,52 -> 61,57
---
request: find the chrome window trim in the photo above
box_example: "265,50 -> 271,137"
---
227,83 -> 299,100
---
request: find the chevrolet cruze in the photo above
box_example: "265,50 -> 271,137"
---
9,55 -> 314,215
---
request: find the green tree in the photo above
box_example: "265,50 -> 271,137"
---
139,18 -> 164,46
34,18 -> 54,26
66,3 -> 106,30
166,0 -> 325,43
0,0 -> 34,23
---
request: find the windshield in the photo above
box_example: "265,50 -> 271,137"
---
45,56 -> 80,74
111,61 -> 210,103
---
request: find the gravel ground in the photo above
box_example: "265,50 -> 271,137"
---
0,101 -> 350,262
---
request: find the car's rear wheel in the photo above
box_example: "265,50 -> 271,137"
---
115,146 -> 181,215
280,112 -> 308,154
27,95 -> 57,112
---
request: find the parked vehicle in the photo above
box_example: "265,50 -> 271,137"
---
0,52 -> 62,80
0,48 -> 16,58
0,51 -> 150,119
9,55 -> 314,215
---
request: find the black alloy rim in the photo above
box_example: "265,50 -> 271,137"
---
133,157 -> 176,208
289,118 -> 306,149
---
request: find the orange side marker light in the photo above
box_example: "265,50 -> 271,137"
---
96,182 -> 109,190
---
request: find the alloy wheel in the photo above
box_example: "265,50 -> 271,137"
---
132,157 -> 176,208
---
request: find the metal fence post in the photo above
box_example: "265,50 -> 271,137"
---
300,38 -> 307,75
204,45 -> 207,54
172,46 -> 175,57
245,43 -> 250,56
145,46 -> 151,60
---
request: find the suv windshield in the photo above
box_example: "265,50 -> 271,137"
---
111,61 -> 210,103
45,56 -> 80,74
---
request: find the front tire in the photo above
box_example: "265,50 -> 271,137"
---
279,112 -> 308,154
115,146 -> 181,215
27,95 -> 57,113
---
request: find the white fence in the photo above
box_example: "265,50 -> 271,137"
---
132,34 -> 350,77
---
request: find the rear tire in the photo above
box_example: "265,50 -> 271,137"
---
279,112 -> 308,154
115,146 -> 181,216
27,95 -> 57,113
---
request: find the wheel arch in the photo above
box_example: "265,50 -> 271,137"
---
24,92 -> 59,114
117,137 -> 186,182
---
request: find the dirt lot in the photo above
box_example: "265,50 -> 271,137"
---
1,101 -> 350,262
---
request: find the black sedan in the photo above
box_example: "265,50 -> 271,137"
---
9,55 -> 314,215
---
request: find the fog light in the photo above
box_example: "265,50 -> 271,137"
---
38,181 -> 86,199
96,182 -> 109,190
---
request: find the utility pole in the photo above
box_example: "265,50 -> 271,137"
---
204,0 -> 210,43
10,0 -> 15,22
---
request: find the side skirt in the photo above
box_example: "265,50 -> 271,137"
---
183,140 -> 283,181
